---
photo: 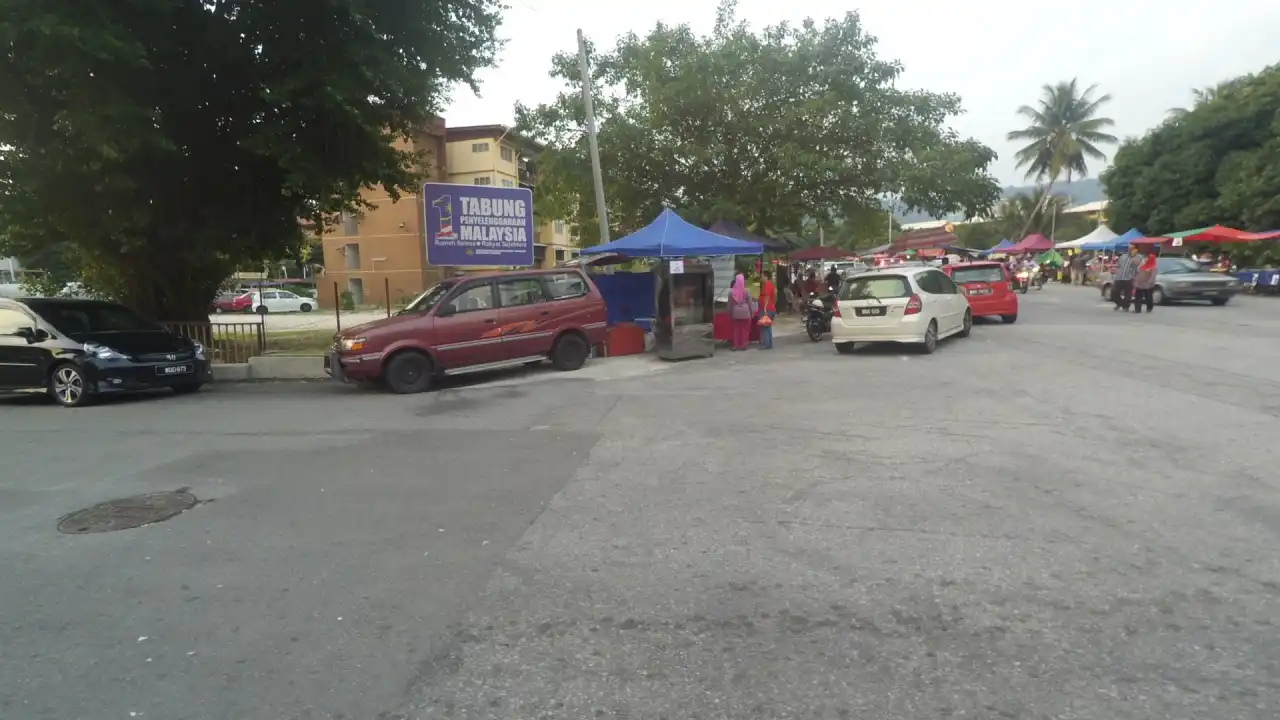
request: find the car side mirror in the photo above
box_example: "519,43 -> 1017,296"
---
434,303 -> 457,317
14,326 -> 39,343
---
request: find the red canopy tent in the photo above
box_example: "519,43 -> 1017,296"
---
1167,225 -> 1258,243
789,246 -> 857,261
1010,234 -> 1053,252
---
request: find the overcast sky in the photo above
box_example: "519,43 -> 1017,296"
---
444,0 -> 1280,186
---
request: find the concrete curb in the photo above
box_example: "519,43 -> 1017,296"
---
211,356 -> 327,381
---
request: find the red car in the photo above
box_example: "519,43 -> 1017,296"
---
327,267 -> 609,393
943,262 -> 1018,323
212,292 -> 254,314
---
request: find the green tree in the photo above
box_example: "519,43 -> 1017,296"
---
0,0 -> 502,320
1104,64 -> 1280,234
1008,79 -> 1117,189
517,1 -> 1001,246
1167,85 -> 1225,118
1006,79 -> 1116,237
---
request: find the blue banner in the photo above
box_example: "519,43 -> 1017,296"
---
423,182 -> 535,267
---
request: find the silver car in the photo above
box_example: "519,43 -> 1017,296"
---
1099,257 -> 1242,305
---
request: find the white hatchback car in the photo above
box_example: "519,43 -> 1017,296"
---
830,266 -> 972,354
247,290 -> 316,314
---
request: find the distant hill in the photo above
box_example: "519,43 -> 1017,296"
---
896,178 -> 1105,224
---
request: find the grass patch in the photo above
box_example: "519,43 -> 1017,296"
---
265,329 -> 335,356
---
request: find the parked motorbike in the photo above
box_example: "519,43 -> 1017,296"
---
805,293 -> 833,342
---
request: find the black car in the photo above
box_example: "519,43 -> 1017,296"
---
0,297 -> 212,407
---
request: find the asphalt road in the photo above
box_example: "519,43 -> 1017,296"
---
3,286 -> 1280,719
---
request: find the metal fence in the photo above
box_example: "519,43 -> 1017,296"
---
163,321 -> 265,364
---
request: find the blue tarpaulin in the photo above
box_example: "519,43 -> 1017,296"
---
1081,228 -> 1143,251
582,209 -> 764,257
979,239 -> 1015,256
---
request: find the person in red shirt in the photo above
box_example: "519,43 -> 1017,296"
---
758,270 -> 777,349
803,270 -> 821,299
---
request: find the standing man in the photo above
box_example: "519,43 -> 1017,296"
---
1112,246 -> 1138,311
757,270 -> 777,349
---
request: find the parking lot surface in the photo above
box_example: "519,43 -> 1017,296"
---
3,286 -> 1280,719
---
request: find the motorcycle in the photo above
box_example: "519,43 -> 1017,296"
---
805,293 -> 833,342
1011,269 -> 1030,294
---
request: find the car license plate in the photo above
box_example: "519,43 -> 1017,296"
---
158,364 -> 191,375
856,307 -> 886,317
967,288 -> 991,295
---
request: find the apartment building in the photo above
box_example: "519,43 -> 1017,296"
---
318,121 -> 579,309
443,124 -> 579,267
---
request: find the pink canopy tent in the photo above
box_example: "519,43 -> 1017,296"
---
1010,234 -> 1053,252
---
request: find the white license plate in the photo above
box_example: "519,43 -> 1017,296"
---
967,288 -> 991,295
159,364 -> 191,375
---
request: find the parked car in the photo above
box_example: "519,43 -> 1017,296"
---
0,297 -> 212,407
327,268 -> 609,393
943,261 -> 1018,323
247,290 -> 316,314
212,292 -> 254,314
830,266 -> 972,354
1098,257 -> 1243,305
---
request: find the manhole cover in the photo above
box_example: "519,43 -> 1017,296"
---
57,491 -> 198,534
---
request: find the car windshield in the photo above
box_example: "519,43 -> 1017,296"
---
28,300 -> 161,336
399,282 -> 454,314
839,275 -> 911,301
950,266 -> 1005,284
1157,258 -> 1201,274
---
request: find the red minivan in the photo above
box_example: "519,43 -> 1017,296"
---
327,268 -> 609,393
943,262 -> 1019,324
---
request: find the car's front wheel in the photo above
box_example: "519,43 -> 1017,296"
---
49,363 -> 92,407
256,305 -> 268,315
384,351 -> 433,394
1152,287 -> 1165,305
550,333 -> 589,371
299,303 -> 313,313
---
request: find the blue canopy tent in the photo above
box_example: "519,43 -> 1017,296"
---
1081,228 -> 1143,252
581,209 -> 764,257
979,239 -> 1015,256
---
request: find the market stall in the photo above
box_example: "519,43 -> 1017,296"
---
581,209 -> 763,360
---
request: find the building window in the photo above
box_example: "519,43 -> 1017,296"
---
471,142 -> 489,153
342,242 -> 361,270
501,179 -> 514,188
555,249 -> 566,262
554,221 -> 566,235
473,176 -> 491,185
341,212 -> 358,235
500,146 -> 514,162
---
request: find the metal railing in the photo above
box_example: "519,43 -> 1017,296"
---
163,321 -> 265,364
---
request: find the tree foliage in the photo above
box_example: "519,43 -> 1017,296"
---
0,0 -> 502,319
1104,64 -> 1280,235
517,1 -> 1001,246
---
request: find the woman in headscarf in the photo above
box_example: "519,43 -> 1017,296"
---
727,272 -> 755,351
1132,247 -> 1159,314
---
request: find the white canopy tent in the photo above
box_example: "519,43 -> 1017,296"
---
1057,225 -> 1117,249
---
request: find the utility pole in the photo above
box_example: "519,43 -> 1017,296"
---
577,29 -> 610,243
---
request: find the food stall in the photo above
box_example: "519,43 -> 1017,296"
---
580,209 -> 763,360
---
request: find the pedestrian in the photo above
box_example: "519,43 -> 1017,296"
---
1112,246 -> 1138,311
1132,248 -> 1158,313
1071,253 -> 1086,285
774,265 -> 790,313
727,273 -> 755,351
757,270 -> 777,350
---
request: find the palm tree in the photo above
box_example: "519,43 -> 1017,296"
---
1007,78 -> 1117,236
1168,86 -> 1222,118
